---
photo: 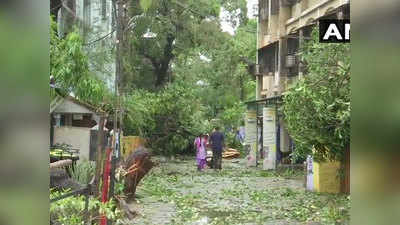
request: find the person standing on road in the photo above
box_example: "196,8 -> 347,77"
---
209,127 -> 225,170
194,134 -> 207,171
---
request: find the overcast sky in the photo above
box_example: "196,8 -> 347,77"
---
220,0 -> 258,34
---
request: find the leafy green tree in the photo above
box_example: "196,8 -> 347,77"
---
117,1 -> 255,154
282,28 -> 350,162
122,0 -> 248,90
124,81 -> 208,155
172,19 -> 256,126
50,17 -> 111,107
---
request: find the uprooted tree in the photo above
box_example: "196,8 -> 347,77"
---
122,147 -> 155,198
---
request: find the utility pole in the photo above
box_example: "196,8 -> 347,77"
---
255,2 -> 260,101
109,0 -> 124,201
94,114 -> 106,196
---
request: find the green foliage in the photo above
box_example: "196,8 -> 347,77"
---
221,103 -> 246,150
70,160 -> 96,185
124,0 -> 250,89
218,102 -> 246,129
50,17 -> 111,107
282,28 -> 350,162
50,190 -> 123,225
123,18 -> 257,153
124,81 -> 208,155
120,2 -> 256,153
172,19 -> 256,125
139,0 -> 153,11
137,158 -> 350,224
123,90 -> 158,137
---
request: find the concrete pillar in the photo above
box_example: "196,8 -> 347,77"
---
278,2 -> 291,38
268,0 -> 279,42
256,75 -> 261,100
275,43 -> 280,93
262,107 -> 277,170
276,1 -> 291,93
245,110 -> 258,167
298,28 -> 304,79
269,15 -> 279,42
277,37 -> 288,94
300,0 -> 308,12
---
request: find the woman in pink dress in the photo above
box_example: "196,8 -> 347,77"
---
194,134 -> 207,171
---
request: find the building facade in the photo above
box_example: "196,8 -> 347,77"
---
245,0 -> 350,169
52,0 -> 116,89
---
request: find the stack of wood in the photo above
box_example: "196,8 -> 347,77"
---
123,147 -> 154,198
222,148 -> 240,159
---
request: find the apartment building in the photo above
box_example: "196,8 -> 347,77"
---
257,0 -> 349,97
245,0 -> 350,169
51,0 -> 116,89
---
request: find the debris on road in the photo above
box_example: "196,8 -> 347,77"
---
222,148 -> 240,159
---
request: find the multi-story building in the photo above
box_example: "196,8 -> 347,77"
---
245,0 -> 350,169
51,0 -> 116,89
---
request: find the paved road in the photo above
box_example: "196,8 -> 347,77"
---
121,157 -> 348,225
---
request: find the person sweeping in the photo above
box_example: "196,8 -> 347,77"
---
194,134 -> 207,171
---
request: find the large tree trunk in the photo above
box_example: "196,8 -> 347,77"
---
123,147 -> 154,198
154,34 -> 175,88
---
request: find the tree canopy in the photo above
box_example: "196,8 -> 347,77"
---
121,0 -> 249,90
282,28 -> 350,162
50,0 -> 256,156
50,17 -> 111,108
120,2 -> 256,155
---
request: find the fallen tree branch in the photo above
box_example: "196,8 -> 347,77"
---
50,159 -> 72,169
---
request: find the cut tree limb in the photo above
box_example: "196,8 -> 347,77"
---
50,159 -> 72,169
124,147 -> 154,198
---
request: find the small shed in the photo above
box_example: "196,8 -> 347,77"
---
50,95 -> 105,161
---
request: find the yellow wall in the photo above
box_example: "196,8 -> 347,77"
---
121,136 -> 146,159
313,161 -> 341,193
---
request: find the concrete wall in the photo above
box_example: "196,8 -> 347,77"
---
53,126 -> 91,160
291,2 -> 300,19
